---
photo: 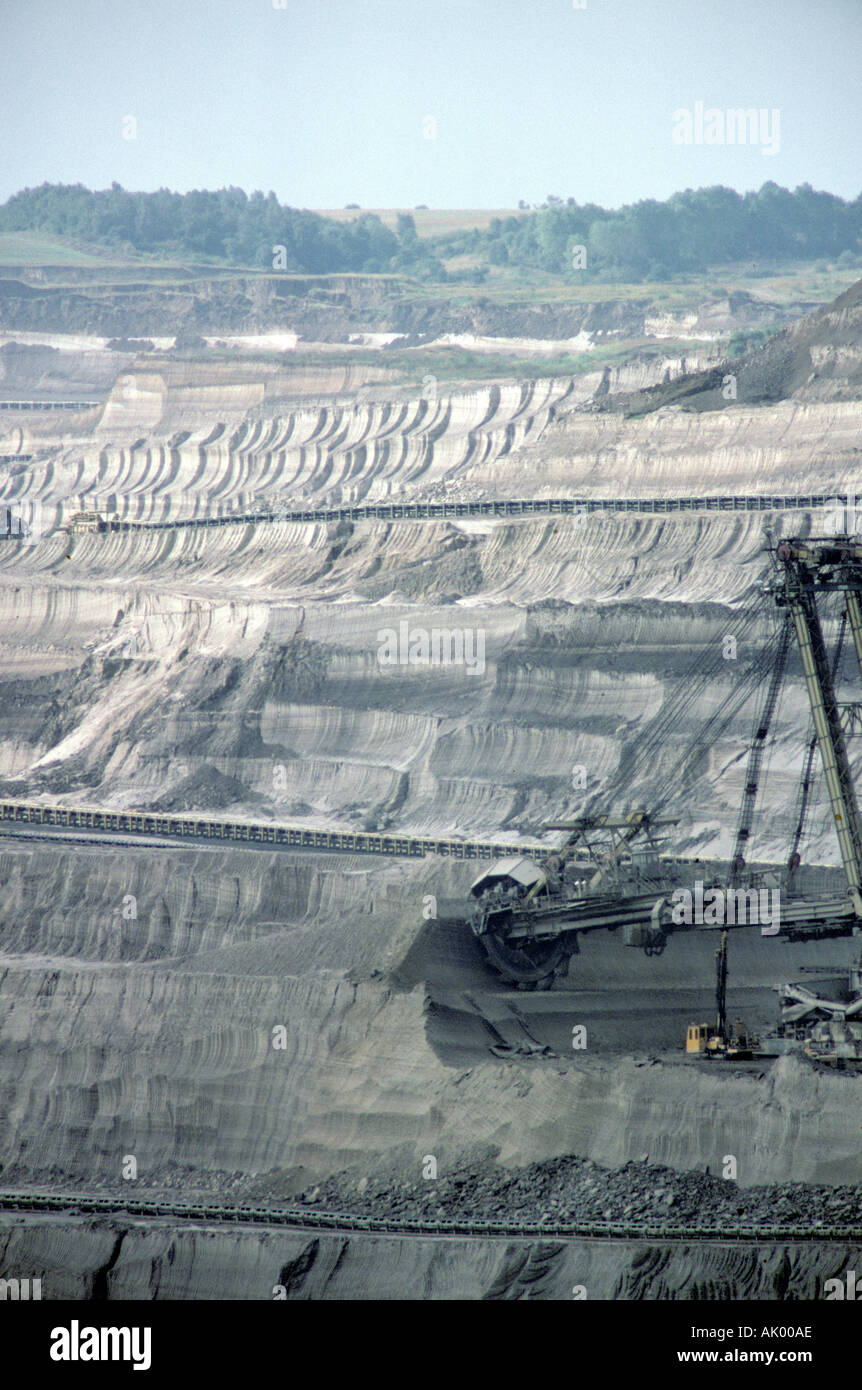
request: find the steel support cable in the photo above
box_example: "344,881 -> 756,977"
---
615,605 -> 780,816
792,730 -> 823,874
729,611 -> 793,880
597,604 -> 760,805
647,620 -> 785,818
810,604 -> 854,861
753,686 -> 784,857
789,607 -> 847,874
588,656 -> 767,828
650,654 -> 777,818
781,559 -> 862,910
640,636 -> 762,789
635,601 -> 762,763
646,589 -> 783,808
590,642 -> 767,824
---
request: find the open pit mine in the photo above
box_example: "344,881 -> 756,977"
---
2,278 -> 862,1300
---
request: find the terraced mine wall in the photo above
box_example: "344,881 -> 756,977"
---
0,837 -> 860,1195
0,503 -> 851,864
3,1212 -> 861,1300
2,329 -> 862,1298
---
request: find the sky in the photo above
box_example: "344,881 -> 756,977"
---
2,0 -> 861,211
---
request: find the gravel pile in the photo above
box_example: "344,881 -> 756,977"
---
298,1155 -> 862,1229
4,1153 -> 862,1231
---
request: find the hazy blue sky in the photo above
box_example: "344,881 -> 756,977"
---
3,0 -> 861,210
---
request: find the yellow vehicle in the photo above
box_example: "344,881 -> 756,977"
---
686,932 -> 758,1059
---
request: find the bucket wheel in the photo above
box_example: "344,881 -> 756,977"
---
479,931 -> 570,990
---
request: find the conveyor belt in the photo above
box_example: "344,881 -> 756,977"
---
1,1188 -> 859,1244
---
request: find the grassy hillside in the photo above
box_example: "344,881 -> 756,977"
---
313,208 -> 528,238
0,232 -> 119,266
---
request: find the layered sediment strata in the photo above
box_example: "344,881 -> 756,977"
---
4,1210 -> 859,1300
2,286 -> 862,1301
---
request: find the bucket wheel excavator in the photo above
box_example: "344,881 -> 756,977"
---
468,813 -> 679,989
465,531 -> 862,990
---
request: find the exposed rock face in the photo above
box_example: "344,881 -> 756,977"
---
0,272 -> 812,342
2,278 -> 862,1298
0,508 -> 855,865
3,1213 -> 859,1299
599,276 -> 862,413
644,290 -> 802,343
